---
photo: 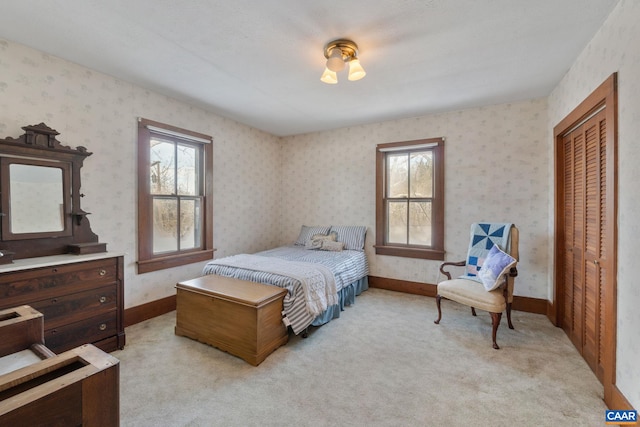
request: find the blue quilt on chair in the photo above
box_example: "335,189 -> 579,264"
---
462,223 -> 513,280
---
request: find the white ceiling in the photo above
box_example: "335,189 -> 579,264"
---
0,0 -> 619,136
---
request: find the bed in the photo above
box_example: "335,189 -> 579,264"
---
202,225 -> 369,336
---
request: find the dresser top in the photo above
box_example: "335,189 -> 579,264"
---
0,252 -> 125,273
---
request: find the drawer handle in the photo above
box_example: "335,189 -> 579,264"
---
99,269 -> 107,276
99,296 -> 107,303
52,268 -> 58,273
51,298 -> 58,304
99,323 -> 107,331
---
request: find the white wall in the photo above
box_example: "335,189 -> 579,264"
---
280,99 -> 550,299
548,0 -> 639,409
0,38 -> 282,309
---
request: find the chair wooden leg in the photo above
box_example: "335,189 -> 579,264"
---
471,307 -> 477,316
490,312 -> 502,349
506,302 -> 514,329
434,295 -> 442,324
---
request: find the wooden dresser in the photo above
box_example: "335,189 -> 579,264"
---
0,253 -> 125,353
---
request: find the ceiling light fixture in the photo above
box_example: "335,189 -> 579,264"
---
320,39 -> 366,84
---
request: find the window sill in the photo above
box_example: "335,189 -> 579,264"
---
137,249 -> 214,274
374,245 -> 445,261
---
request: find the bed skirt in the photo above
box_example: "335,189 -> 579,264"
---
311,276 -> 369,326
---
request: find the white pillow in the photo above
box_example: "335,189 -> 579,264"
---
304,232 -> 337,250
320,240 -> 344,252
478,245 -> 517,291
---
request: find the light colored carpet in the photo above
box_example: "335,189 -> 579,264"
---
112,288 -> 606,427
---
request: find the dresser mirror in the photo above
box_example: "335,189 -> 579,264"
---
1,157 -> 72,239
0,123 -> 106,262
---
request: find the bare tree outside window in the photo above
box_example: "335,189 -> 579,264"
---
137,117 -> 213,274
150,138 -> 201,254
386,150 -> 433,246
375,138 -> 444,260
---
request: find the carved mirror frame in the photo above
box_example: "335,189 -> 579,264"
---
0,123 -> 105,263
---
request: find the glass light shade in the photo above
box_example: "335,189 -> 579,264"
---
320,68 -> 338,84
348,58 -> 366,81
326,49 -> 345,72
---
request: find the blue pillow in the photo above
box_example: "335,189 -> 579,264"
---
478,244 -> 517,291
329,226 -> 367,251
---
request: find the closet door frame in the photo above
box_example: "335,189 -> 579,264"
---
553,73 -> 617,406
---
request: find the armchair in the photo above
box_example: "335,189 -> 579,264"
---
434,223 -> 519,349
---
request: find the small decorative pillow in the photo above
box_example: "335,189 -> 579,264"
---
478,244 -> 517,291
305,238 -> 323,250
320,240 -> 344,252
305,232 -> 337,250
313,232 -> 338,243
295,225 -> 331,246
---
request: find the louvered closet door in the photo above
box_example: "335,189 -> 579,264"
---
562,109 -> 607,382
562,129 -> 580,349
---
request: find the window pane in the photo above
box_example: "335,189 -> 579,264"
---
177,144 -> 199,196
153,198 -> 178,254
387,200 -> 407,244
410,151 -> 433,198
179,198 -> 202,250
386,153 -> 408,198
150,139 -> 175,195
409,201 -> 432,246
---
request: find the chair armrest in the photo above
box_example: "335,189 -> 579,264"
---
439,260 -> 466,280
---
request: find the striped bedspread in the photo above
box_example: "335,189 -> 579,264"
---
202,245 -> 369,335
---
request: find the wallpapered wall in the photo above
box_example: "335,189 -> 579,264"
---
0,35 -> 550,305
3,4 -> 636,405
548,0 -> 639,410
280,99 -> 549,299
0,38 -> 282,308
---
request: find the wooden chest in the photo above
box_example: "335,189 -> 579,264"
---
0,254 -> 125,354
175,275 -> 288,366
0,344 -> 119,427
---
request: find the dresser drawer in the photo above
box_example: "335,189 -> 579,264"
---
44,311 -> 117,353
0,259 -> 117,308
0,254 -> 125,353
29,285 -> 117,330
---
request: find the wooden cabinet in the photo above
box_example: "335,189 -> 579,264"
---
0,254 -> 125,353
0,344 -> 120,427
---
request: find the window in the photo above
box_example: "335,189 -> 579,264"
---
137,118 -> 214,273
375,138 -> 444,260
